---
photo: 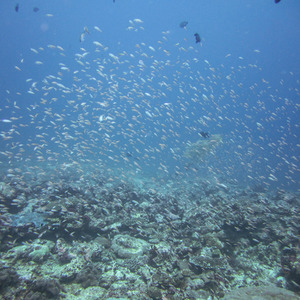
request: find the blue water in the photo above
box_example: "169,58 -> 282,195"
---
0,0 -> 299,190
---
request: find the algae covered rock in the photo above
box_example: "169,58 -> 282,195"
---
99,266 -> 140,290
147,286 -> 162,299
72,286 -> 106,299
4,240 -> 54,263
111,234 -> 150,258
221,285 -> 300,299
75,264 -> 100,288
0,182 -> 17,199
0,265 -> 20,291
28,240 -> 54,263
24,278 -> 62,299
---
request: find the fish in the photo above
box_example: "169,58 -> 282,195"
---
200,131 -> 209,138
94,26 -> 102,32
33,7 -> 39,12
194,33 -> 201,43
15,3 -> 19,12
275,0 -> 281,3
80,26 -> 90,42
1,21 -> 297,190
80,33 -> 85,43
179,21 -> 188,28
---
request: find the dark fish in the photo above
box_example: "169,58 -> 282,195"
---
194,33 -> 201,43
179,21 -> 188,28
33,7 -> 39,12
126,152 -> 140,160
200,131 -> 209,138
15,3 -> 19,12
126,152 -> 133,158
275,0 -> 281,3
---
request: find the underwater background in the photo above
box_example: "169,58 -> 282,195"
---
0,0 -> 300,299
0,0 -> 299,190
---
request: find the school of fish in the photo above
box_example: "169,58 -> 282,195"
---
0,21 -> 299,190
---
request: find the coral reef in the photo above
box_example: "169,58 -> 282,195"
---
0,165 -> 299,299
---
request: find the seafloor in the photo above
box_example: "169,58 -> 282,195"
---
0,162 -> 299,300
